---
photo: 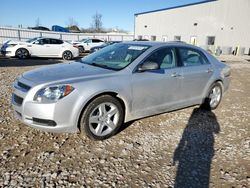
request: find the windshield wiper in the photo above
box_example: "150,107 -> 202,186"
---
80,60 -> 119,71
92,62 -> 110,69
91,62 -> 119,71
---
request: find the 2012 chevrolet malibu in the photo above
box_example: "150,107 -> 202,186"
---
12,42 -> 230,140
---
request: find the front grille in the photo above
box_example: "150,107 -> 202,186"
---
17,81 -> 31,91
13,94 -> 23,106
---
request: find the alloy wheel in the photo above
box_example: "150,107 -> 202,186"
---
88,102 -> 120,137
16,49 -> 28,59
63,51 -> 72,60
209,86 -> 222,108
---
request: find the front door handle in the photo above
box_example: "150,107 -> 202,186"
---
206,68 -> 214,73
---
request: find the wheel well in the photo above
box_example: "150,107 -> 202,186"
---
214,80 -> 224,92
77,92 -> 126,130
202,80 -> 223,104
15,48 -> 30,55
62,50 -> 72,56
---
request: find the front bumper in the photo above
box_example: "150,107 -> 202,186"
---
11,78 -> 79,133
1,47 -> 16,57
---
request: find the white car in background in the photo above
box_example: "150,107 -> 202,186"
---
0,37 -> 79,60
72,38 -> 104,53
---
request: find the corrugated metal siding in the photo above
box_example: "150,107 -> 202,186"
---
0,27 -> 134,44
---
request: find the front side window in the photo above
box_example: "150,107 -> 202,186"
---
85,39 -> 92,43
37,38 -> 50,45
179,48 -> 208,67
143,47 -> 176,69
81,43 -> 150,70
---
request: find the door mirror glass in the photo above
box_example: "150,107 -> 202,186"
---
138,61 -> 159,72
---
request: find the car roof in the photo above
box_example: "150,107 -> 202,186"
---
34,37 -> 62,40
122,41 -> 205,51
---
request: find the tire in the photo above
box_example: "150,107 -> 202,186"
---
62,50 -> 73,60
80,95 -> 124,140
201,82 -> 223,110
15,48 -> 29,59
78,46 -> 84,53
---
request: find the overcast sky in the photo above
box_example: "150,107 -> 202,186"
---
0,0 -> 203,32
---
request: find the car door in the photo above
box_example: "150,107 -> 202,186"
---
31,38 -> 50,57
131,47 -> 182,116
177,47 -> 214,104
84,39 -> 93,51
49,39 -> 64,56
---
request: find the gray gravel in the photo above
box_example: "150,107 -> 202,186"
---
0,57 -> 249,187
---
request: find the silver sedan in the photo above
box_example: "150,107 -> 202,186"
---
12,42 -> 230,140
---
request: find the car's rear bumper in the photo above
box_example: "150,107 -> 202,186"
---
223,76 -> 230,93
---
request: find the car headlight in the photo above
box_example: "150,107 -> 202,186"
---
8,44 -> 17,48
34,85 -> 74,103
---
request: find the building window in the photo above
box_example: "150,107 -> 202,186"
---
174,36 -> 181,41
151,36 -> 156,41
162,35 -> 168,42
190,36 -> 197,46
207,36 -> 215,45
138,35 -> 143,40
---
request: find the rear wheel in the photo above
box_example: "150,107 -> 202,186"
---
80,95 -> 124,140
15,48 -> 29,59
78,46 -> 84,53
201,82 -> 222,110
62,50 -> 73,60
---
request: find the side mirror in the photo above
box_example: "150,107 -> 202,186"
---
138,61 -> 159,72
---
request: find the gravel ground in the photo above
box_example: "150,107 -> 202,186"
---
0,57 -> 249,187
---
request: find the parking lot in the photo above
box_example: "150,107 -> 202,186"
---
0,56 -> 250,187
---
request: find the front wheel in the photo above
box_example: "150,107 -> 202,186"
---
62,50 -> 73,60
80,95 -> 124,140
15,48 -> 29,59
201,82 -> 223,110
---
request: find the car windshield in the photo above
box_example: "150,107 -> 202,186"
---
81,43 -> 150,70
80,38 -> 88,43
26,37 -> 40,43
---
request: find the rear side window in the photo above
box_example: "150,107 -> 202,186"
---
50,39 -> 63,44
93,39 -> 103,43
178,48 -> 209,66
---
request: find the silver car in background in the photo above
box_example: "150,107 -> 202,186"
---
12,42 -> 230,140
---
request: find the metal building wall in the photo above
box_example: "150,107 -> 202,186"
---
135,0 -> 250,54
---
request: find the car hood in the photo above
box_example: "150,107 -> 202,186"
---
6,40 -> 28,45
22,62 -> 114,84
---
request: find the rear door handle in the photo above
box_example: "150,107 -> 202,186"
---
171,72 -> 182,77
